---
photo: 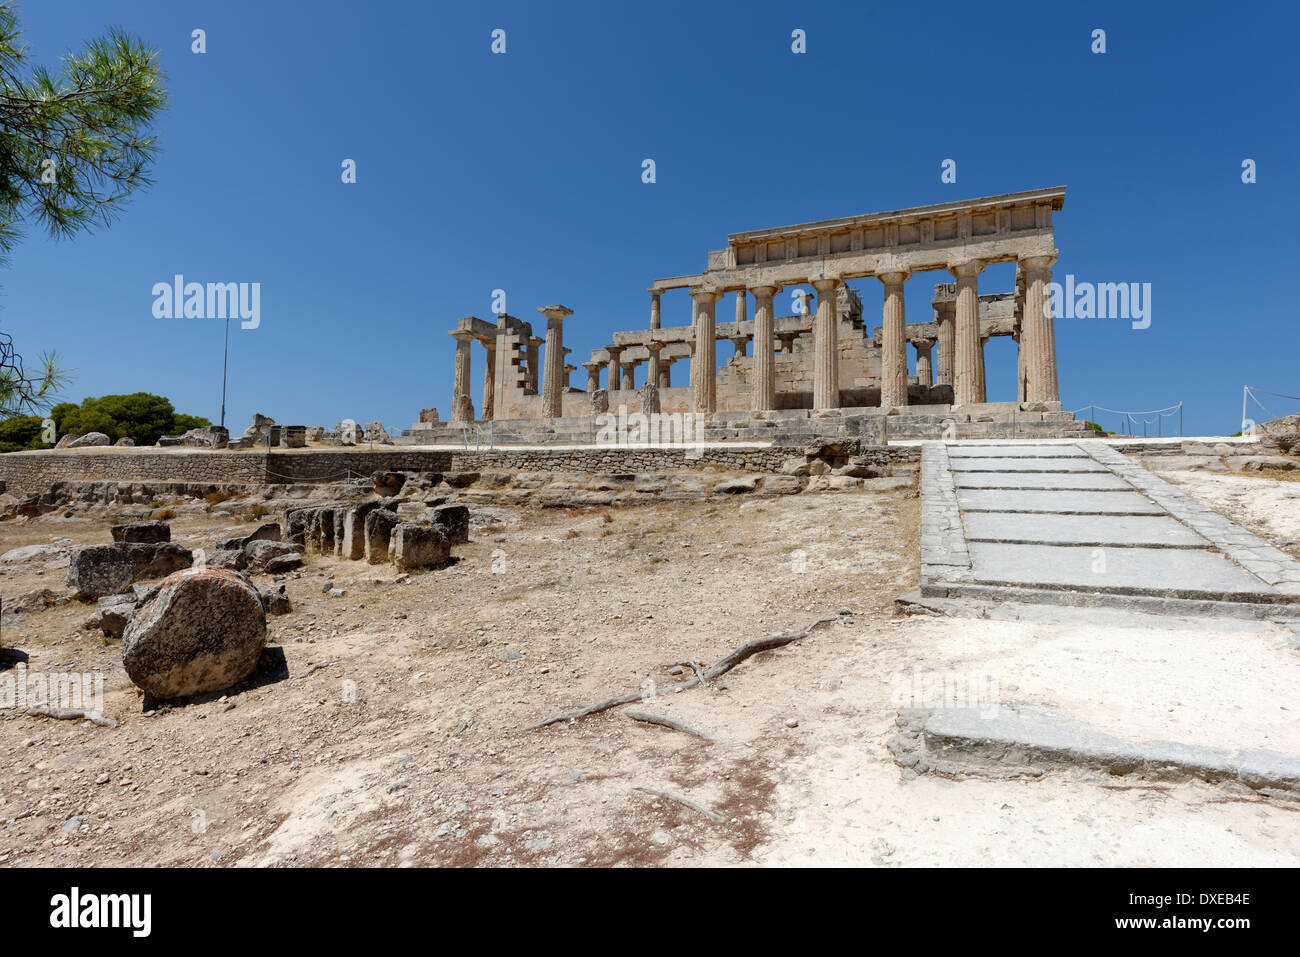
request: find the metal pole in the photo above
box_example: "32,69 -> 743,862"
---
1179,403 -> 1183,437
220,316 -> 230,429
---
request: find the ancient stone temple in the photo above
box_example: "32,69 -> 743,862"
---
413,187 -> 1088,442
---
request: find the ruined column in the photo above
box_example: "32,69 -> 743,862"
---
481,341 -> 496,421
936,307 -> 954,387
650,288 -> 663,330
949,261 -> 984,406
1014,329 -> 1026,402
526,336 -> 543,394
751,285 -> 778,413
621,360 -> 637,390
915,340 -> 934,388
730,336 -> 748,361
1021,253 -> 1060,403
646,342 -> 664,393
659,356 -> 674,389
691,288 -> 720,413
877,270 -> 910,409
538,304 -> 572,418
735,290 -> 747,326
606,346 -> 623,391
450,330 -> 474,423
811,277 -> 842,410
583,361 -> 602,393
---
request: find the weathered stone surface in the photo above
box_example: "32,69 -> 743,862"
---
209,547 -> 249,571
8,587 -> 62,615
110,520 -> 171,544
179,426 -> 229,449
430,504 -> 470,545
758,475 -> 803,495
67,432 -> 111,448
364,508 -> 399,564
122,568 -> 267,700
114,437 -> 135,447
391,522 -> 451,571
340,502 -> 383,559
66,542 -> 193,599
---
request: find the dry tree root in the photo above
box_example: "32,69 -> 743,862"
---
524,615 -> 841,731
632,786 -> 725,823
625,710 -> 716,743
291,659 -> 338,681
24,706 -> 117,728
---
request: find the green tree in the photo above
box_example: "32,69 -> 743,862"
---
0,1 -> 166,418
50,393 -> 208,446
0,410 -> 41,451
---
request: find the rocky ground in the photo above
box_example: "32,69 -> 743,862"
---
1,462 -> 1298,867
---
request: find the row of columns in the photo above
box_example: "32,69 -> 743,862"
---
678,252 -> 1058,413
450,305 -> 573,423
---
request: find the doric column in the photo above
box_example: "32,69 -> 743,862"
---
690,288 -> 720,413
810,277 -> 842,410
777,332 -> 798,354
1014,330 -> 1026,401
915,340 -> 934,388
526,336 -> 543,394
730,336 -> 748,361
936,307 -> 954,387
606,346 -> 623,391
650,288 -> 663,330
735,290 -> 747,325
1020,253 -> 1060,403
450,330 -> 474,423
659,357 -> 674,389
877,270 -> 910,409
538,304 -> 572,418
750,285 -> 778,412
481,341 -> 496,421
646,342 -> 664,391
621,360 -> 636,390
949,261 -> 984,406
583,361 -> 602,393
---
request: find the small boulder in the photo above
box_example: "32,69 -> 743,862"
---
65,542 -> 192,599
110,520 -> 171,544
256,584 -> 291,616
245,539 -> 298,568
264,552 -> 303,573
114,437 -> 135,447
67,432 -> 111,448
364,509 -> 399,564
391,522 -> 450,571
122,568 -> 267,700
713,475 -> 760,494
93,594 -> 139,639
430,504 -> 470,545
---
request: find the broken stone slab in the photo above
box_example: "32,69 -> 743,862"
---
391,522 -> 451,571
110,520 -> 171,544
256,583 -> 291,615
713,475 -> 761,494
1226,455 -> 1298,472
66,432 -> 111,448
891,706 -> 1300,795
66,542 -> 194,599
341,502 -> 385,560
0,543 -> 69,565
122,568 -> 266,701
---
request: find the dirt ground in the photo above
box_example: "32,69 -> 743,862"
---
1,472 -> 1298,867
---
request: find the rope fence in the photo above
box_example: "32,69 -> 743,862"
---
1066,401 -> 1183,437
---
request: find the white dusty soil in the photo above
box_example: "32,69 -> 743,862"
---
2,476 -> 1298,867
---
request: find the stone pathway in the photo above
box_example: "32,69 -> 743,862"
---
920,440 -> 1300,618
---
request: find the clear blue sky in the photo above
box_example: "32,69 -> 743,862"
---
4,0 -> 1297,435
